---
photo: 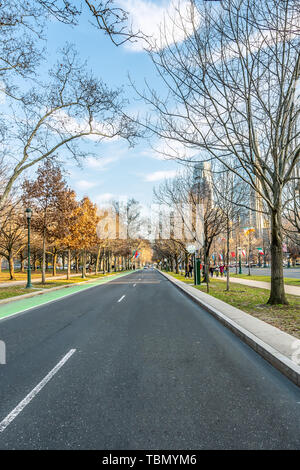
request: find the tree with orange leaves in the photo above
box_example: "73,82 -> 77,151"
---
68,197 -> 100,278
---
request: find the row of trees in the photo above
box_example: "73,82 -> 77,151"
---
0,160 -> 152,281
152,161 -> 299,293
136,0 -> 300,305
0,2 -> 153,281
1,0 -> 299,306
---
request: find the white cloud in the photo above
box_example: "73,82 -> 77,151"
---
94,193 -> 116,206
85,156 -> 118,170
152,138 -> 197,160
76,180 -> 97,190
50,110 -> 121,142
119,0 -> 198,52
144,169 -> 177,181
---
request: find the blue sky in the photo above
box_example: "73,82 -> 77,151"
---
44,0 -> 188,208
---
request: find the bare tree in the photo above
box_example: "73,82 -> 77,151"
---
1,45 -> 137,209
136,0 -> 300,304
84,1 -> 147,46
212,167 -> 249,290
0,0 -> 146,82
284,175 -> 300,246
154,168 -> 227,289
0,202 -> 26,280
22,159 -> 71,283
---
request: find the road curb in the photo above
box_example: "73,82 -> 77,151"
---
158,270 -> 300,388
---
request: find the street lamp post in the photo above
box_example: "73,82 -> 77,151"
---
237,247 -> 242,274
25,208 -> 33,289
238,219 -> 242,274
247,231 -> 253,276
239,250 -> 242,274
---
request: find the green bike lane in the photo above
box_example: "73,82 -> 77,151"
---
0,270 -> 136,322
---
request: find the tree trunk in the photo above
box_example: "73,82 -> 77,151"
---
203,237 -> 209,285
95,247 -> 101,274
82,249 -> 86,278
204,248 -> 209,293
226,219 -> 230,291
67,248 -> 71,280
33,254 -> 37,272
0,257 -> 2,272
20,253 -> 25,273
235,236 -> 238,275
107,252 -> 110,273
102,251 -> 106,274
8,255 -> 15,280
248,234 -> 251,276
52,252 -> 57,276
267,209 -> 288,305
42,230 -> 46,284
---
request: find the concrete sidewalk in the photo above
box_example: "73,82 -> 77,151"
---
216,275 -> 300,296
159,270 -> 300,387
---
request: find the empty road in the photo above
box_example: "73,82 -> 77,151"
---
0,269 -> 299,449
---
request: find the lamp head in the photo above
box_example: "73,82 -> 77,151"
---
25,208 -> 32,220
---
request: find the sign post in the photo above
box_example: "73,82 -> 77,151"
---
195,257 -> 201,285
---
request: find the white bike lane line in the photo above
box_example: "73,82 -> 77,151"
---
0,271 -> 139,324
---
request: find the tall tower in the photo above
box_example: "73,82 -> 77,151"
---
191,162 -> 213,207
187,162 -> 210,246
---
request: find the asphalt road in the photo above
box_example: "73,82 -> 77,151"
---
229,267 -> 300,278
0,269 -> 299,450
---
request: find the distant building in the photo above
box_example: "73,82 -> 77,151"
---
191,161 -> 268,239
190,162 -> 213,207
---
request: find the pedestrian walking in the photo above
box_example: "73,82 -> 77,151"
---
185,264 -> 189,278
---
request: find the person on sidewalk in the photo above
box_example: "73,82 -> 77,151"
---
188,262 -> 193,278
220,265 -> 224,277
185,264 -> 189,278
